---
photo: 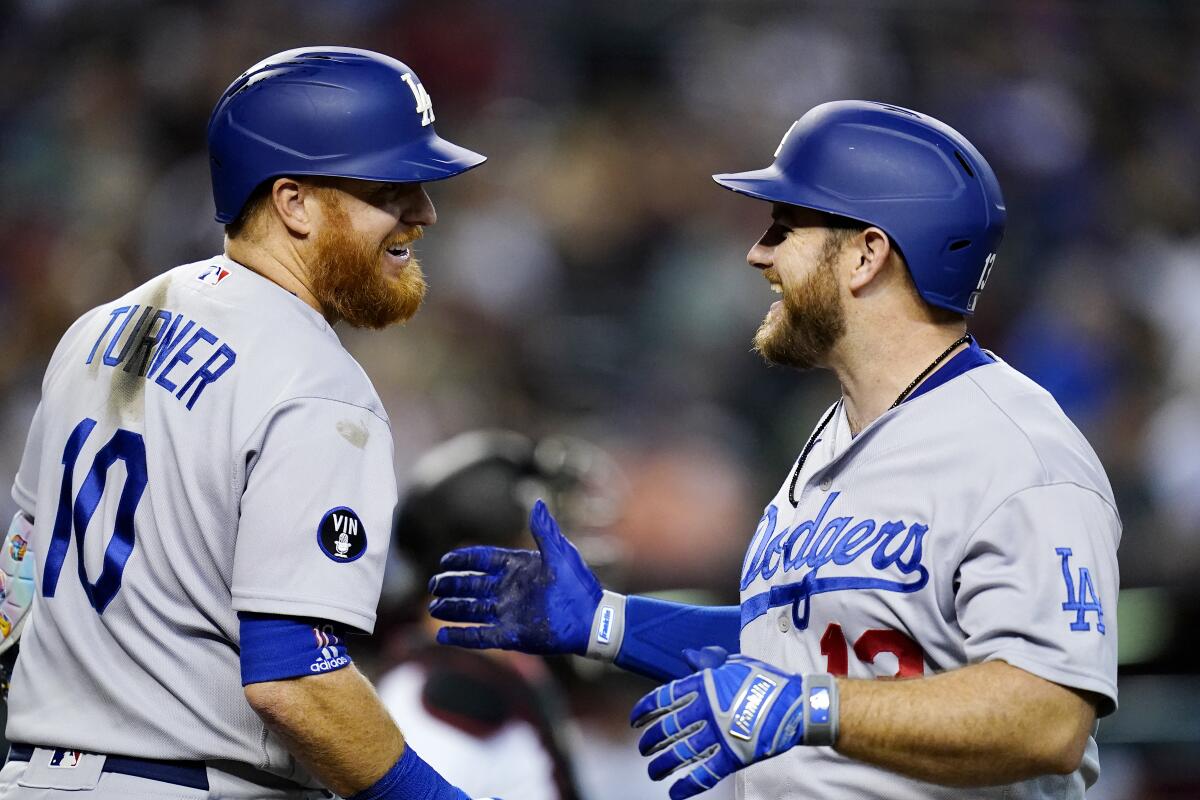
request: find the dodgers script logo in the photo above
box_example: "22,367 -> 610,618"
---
740,492 -> 930,630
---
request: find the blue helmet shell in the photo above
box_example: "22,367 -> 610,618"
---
714,101 -> 1005,315
208,46 -> 486,224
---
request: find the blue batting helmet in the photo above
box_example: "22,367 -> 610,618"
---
208,46 -> 486,225
713,101 -> 1005,315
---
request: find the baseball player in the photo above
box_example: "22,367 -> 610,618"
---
0,47 -> 500,800
427,101 -> 1120,799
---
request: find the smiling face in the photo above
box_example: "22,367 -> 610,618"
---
747,205 -> 856,370
308,179 -> 436,329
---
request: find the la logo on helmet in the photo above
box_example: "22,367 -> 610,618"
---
401,73 -> 435,127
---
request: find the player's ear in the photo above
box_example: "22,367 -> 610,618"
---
846,226 -> 893,295
269,178 -> 313,237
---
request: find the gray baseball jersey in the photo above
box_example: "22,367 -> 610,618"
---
737,357 -> 1119,799
7,255 -> 396,784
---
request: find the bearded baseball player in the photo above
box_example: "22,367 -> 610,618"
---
428,101 -> 1120,799
0,47 -> 501,800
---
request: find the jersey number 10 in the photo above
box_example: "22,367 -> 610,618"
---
42,418 -> 147,613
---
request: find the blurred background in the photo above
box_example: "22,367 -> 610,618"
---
1,0 -> 1198,796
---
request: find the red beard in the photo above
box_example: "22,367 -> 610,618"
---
310,199 -> 427,329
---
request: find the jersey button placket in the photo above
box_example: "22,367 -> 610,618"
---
819,476 -> 832,491
777,612 -> 791,633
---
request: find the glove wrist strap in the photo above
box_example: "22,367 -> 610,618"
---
347,745 -> 469,800
800,673 -> 839,747
585,590 -> 627,661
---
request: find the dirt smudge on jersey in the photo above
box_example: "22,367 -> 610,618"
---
336,418 -> 369,449
108,276 -> 170,424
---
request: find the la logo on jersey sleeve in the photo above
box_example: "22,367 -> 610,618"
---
317,507 -> 367,563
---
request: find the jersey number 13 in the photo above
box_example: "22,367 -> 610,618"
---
820,622 -> 925,678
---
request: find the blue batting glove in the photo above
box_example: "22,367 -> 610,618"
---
630,648 -> 808,800
429,500 -> 603,655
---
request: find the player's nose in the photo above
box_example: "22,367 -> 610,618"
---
401,185 -> 437,227
747,240 -> 773,271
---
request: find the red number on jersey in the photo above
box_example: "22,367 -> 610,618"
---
820,623 -> 925,678
820,623 -> 849,676
854,629 -> 924,678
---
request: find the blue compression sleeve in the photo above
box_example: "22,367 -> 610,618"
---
239,612 -> 352,685
614,596 -> 741,682
349,745 -> 469,800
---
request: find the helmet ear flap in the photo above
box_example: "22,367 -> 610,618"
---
713,100 -> 1005,315
207,47 -> 485,225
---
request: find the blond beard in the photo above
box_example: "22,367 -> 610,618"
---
310,197 -> 427,329
753,241 -> 846,369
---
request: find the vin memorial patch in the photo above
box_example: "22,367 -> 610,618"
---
318,507 -> 367,563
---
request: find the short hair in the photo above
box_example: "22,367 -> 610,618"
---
225,177 -> 352,240
223,180 -> 272,240
821,211 -> 867,249
819,211 -> 963,322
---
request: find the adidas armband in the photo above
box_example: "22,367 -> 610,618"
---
239,613 -> 352,685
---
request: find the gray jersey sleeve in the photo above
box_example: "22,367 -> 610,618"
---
956,483 -> 1120,713
11,400 -> 45,515
12,309 -> 98,517
232,397 -> 396,633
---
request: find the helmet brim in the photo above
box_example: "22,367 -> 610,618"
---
346,133 -> 487,184
713,168 -> 876,227
712,167 -> 791,204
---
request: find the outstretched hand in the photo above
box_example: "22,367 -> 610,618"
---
428,500 -> 603,655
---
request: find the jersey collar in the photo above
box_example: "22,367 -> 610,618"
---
826,336 -> 995,456
901,335 -> 995,406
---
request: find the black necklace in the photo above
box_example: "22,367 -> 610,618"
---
889,333 -> 972,409
787,334 -> 972,507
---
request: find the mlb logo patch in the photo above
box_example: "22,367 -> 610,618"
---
196,264 -> 231,286
49,749 -> 83,769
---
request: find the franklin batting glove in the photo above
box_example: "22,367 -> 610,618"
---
631,647 -> 839,800
429,500 -> 604,654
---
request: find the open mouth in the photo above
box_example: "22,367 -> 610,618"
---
382,243 -> 414,277
764,275 -> 783,316
763,268 -> 783,297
